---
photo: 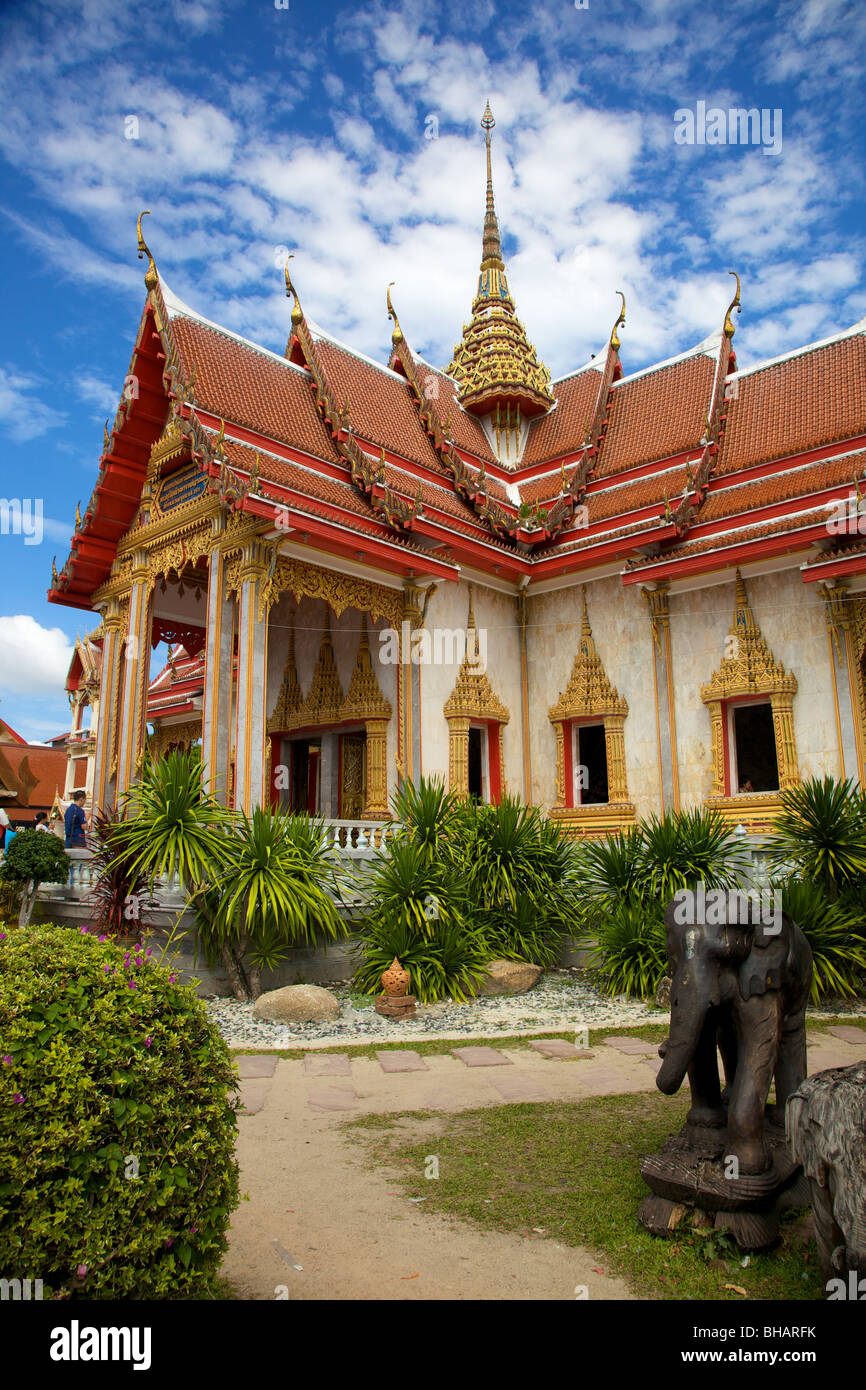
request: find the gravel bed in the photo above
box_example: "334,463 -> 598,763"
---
205,971 -> 666,1050
204,971 -> 866,1051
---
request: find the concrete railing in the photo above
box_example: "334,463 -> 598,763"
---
35,820 -> 394,907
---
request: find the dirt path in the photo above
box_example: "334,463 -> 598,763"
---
220,1029 -> 866,1301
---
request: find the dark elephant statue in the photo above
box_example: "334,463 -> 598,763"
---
657,892 -> 813,1175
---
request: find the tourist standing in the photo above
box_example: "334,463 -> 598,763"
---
0,806 -> 8,851
64,791 -> 88,849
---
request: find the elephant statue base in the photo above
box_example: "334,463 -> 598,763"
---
638,892 -> 814,1253
786,1060 -> 866,1289
638,1111 -> 810,1251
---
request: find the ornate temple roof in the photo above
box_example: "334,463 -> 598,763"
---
445,105 -> 555,422
45,142 -> 866,613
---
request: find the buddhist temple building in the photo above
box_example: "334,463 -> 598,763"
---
48,108 -> 866,834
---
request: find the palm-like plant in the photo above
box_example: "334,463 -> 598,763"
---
583,900 -> 668,1000
111,749 -> 233,890
390,776 -> 459,862
762,776 -> 866,899
771,878 -> 866,1002
89,808 -> 148,936
203,808 -> 346,1000
362,839 -> 465,937
639,808 -> 745,901
576,826 -> 646,919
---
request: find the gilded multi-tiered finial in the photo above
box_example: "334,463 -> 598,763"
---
445,106 -> 554,430
136,210 -> 158,291
724,271 -> 741,339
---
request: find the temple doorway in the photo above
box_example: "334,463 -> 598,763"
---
288,739 -> 320,814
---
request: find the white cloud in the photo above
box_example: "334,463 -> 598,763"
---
0,366 -> 65,441
0,616 -> 72,697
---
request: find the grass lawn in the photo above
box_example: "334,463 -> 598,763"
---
347,1091 -> 824,1301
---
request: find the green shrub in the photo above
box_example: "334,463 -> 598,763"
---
582,900 -> 668,1000
763,776 -> 866,899
0,829 -> 70,927
0,922 -> 240,1298
353,915 -> 488,1002
772,878 -> 866,1002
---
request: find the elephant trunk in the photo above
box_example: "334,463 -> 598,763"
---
656,970 -> 710,1095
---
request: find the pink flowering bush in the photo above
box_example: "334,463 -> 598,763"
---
0,922 -> 240,1298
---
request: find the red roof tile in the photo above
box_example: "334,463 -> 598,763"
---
522,368 -> 602,466
598,352 -> 715,476
716,331 -> 866,475
170,315 -> 343,466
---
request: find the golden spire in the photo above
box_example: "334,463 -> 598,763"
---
724,271 -> 741,339
445,106 -> 554,425
480,102 -> 503,272
467,583 -> 476,630
74,500 -> 81,530
610,290 -> 626,352
137,210 -> 158,291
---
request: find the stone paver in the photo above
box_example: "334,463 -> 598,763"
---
237,1054 -> 278,1079
307,1085 -> 358,1112
485,1070 -> 550,1102
303,1053 -> 351,1077
603,1036 -> 658,1056
451,1046 -> 513,1068
239,1079 -> 272,1115
528,1040 -> 592,1059
643,1057 -> 662,1073
826,1025 -> 866,1045
376,1050 -> 429,1073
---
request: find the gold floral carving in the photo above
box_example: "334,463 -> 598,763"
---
149,718 -> 202,761
702,571 -> 800,801
548,587 -> 633,822
340,620 -> 392,723
267,621 -> 303,733
548,588 -> 629,722
295,615 -> 343,727
444,590 -> 509,798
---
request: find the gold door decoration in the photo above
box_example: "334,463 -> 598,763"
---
340,735 -> 366,819
443,589 -> 509,799
267,616 -> 393,818
149,717 -> 202,761
547,586 -> 634,833
700,570 -> 799,824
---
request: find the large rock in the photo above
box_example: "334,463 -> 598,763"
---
477,959 -> 543,996
655,976 -> 672,1011
253,984 -> 341,1024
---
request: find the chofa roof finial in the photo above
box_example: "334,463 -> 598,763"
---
137,210 -> 158,291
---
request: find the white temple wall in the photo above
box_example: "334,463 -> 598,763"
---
418,580 -> 523,792
670,567 -> 841,805
526,576 -> 660,817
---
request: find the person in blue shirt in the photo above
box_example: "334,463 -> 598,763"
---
64,791 -> 88,848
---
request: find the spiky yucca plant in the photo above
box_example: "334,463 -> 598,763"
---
763,776 -> 866,899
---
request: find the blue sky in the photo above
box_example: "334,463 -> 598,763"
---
1,0 -> 864,741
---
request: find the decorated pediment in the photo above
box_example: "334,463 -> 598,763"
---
701,571 -> 797,703
444,589 -> 509,724
548,588 -> 628,722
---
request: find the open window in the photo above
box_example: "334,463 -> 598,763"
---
729,701 -> 779,794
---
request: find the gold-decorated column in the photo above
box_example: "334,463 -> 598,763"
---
202,521 -> 235,803
234,539 -> 271,811
706,700 -> 725,797
770,693 -> 799,791
448,716 -> 470,799
91,598 -> 126,815
116,550 -> 153,799
603,715 -> 629,804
